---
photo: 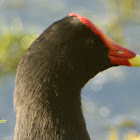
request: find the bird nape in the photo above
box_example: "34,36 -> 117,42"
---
14,13 -> 140,140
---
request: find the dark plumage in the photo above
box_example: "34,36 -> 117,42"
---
14,13 -> 140,140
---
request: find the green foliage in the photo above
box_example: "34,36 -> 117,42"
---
119,119 -> 136,128
106,0 -> 139,43
0,22 -> 38,76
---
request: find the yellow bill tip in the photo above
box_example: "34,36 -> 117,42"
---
129,54 -> 140,67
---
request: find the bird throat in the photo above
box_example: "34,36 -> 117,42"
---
14,71 -> 90,140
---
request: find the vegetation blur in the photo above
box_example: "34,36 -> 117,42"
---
0,20 -> 38,75
108,129 -> 140,140
0,0 -> 140,139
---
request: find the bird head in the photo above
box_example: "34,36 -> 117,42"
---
26,13 -> 140,85
68,13 -> 140,67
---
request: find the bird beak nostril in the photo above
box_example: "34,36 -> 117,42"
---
116,51 -> 124,54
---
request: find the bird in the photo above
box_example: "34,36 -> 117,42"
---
13,13 -> 140,140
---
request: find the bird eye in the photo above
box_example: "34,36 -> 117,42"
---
86,39 -> 95,48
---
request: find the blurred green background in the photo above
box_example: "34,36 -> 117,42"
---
0,0 -> 140,140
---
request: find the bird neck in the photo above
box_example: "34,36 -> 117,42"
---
38,78 -> 90,139
14,73 -> 90,140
